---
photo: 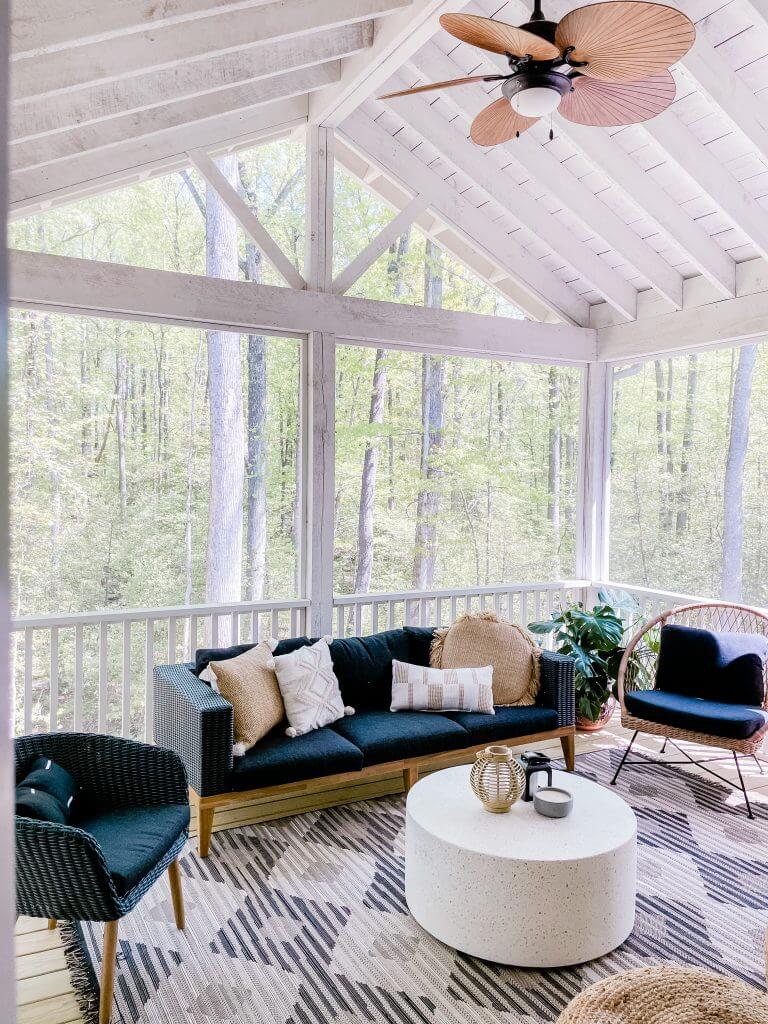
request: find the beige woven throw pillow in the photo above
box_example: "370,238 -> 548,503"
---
210,639 -> 285,756
431,612 -> 540,706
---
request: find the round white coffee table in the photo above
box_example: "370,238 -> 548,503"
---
405,764 -> 636,967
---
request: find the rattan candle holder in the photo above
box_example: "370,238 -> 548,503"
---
470,745 -> 525,813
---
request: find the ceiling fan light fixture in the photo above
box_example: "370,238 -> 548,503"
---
510,86 -> 563,117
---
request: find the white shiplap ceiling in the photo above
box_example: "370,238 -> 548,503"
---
10,0 -> 768,328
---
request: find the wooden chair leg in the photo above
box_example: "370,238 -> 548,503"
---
403,765 -> 418,793
47,918 -> 57,930
560,733 -> 575,772
197,803 -> 215,858
167,859 -> 185,930
99,920 -> 119,1024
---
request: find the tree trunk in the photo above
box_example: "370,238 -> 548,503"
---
205,155 -> 245,621
412,240 -> 445,590
721,344 -> 757,600
676,353 -> 698,535
115,344 -> 128,517
353,348 -> 388,593
244,237 -> 268,601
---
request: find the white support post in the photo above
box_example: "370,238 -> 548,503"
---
304,127 -> 335,634
187,148 -> 306,290
576,362 -> 612,600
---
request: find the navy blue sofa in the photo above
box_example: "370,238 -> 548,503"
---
154,626 -> 575,856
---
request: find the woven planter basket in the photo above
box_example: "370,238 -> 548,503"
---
557,966 -> 768,1024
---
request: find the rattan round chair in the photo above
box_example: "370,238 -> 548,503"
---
612,602 -> 768,818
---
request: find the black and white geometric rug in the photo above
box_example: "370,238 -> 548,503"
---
67,748 -> 768,1024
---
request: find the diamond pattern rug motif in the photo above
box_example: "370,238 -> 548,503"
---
70,748 -> 768,1023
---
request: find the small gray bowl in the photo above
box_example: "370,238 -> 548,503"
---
533,786 -> 573,818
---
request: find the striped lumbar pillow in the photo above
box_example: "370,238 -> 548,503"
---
390,660 -> 494,714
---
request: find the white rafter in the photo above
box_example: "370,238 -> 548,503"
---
341,109 -> 591,324
412,43 -> 684,308
308,0 -> 470,127
188,148 -> 306,289
331,194 -> 430,294
11,0 -> 408,102
389,74 -> 639,318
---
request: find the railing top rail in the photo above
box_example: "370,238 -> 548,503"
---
12,598 -> 311,630
592,581 -> 708,605
332,581 -> 589,604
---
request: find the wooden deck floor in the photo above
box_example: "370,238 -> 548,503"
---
15,719 -> 768,1023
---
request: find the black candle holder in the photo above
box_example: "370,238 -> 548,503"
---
520,750 -> 553,801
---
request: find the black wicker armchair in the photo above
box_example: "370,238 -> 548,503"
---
15,733 -> 190,1024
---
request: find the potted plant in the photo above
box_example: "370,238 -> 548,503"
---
528,591 -> 636,732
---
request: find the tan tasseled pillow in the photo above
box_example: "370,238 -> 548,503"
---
430,612 -> 540,706
210,640 -> 285,756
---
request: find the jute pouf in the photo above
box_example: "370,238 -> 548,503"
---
556,966 -> 768,1024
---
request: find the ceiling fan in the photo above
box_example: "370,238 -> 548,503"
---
379,2 -> 695,145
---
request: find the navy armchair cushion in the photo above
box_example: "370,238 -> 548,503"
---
332,709 -> 468,766
16,757 -> 78,824
625,689 -> 768,741
656,624 -> 768,704
329,629 -> 414,708
76,804 -> 190,896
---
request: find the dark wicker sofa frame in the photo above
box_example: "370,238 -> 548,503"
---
154,649 -> 576,857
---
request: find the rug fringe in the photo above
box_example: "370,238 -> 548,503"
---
59,921 -> 100,1024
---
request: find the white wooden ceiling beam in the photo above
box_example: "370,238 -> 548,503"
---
643,109 -> 768,264
331,194 -> 429,294
9,95 -> 306,215
334,136 -> 555,320
12,23 -> 373,144
9,249 -> 596,363
413,44 -> 684,309
341,109 -> 590,324
308,0 -> 469,127
390,75 -> 638,319
12,0 -> 273,58
11,0 -> 408,103
188,148 -> 306,289
12,63 -> 340,174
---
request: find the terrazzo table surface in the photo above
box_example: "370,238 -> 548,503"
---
405,764 -> 637,967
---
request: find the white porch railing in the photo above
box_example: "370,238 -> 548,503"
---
13,579 -> 734,742
10,599 -> 310,741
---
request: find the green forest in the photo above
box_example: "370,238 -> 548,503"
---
8,133 -> 767,624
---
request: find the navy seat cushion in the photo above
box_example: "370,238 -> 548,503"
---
231,726 -> 363,791
194,636 -> 314,678
656,624 -> 768,705
329,629 -> 413,709
625,688 -> 768,741
76,804 -> 190,896
445,705 -> 559,744
332,709 -> 469,766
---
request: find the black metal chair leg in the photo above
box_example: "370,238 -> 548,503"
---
611,730 -> 638,786
733,752 -> 754,819
660,738 -> 668,754
753,754 -> 764,775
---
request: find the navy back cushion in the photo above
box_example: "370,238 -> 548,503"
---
656,624 -> 768,705
194,636 -> 314,677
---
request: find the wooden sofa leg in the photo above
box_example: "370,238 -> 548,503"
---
99,920 -> 119,1024
198,804 -> 215,858
47,918 -> 57,930
167,859 -> 185,930
561,734 -> 575,771
403,766 -> 418,794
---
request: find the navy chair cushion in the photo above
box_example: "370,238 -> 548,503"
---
625,688 -> 768,740
329,629 -> 413,709
194,636 -> 314,678
76,804 -> 190,896
656,624 -> 768,704
332,709 -> 469,766
231,726 -> 363,791
445,705 -> 559,744
16,756 -> 78,824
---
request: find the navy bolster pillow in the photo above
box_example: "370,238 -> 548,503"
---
16,756 -> 79,824
656,624 -> 768,705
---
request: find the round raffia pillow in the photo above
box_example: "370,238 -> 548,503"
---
556,966 -> 768,1024
430,611 -> 540,707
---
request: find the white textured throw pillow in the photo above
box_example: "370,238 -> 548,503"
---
269,636 -> 354,737
390,660 -> 495,714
